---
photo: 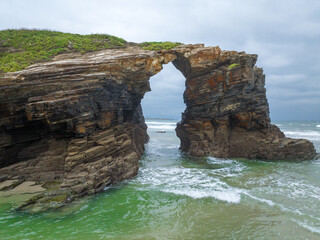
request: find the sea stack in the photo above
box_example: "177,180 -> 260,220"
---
174,45 -> 316,160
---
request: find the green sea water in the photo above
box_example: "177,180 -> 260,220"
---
0,120 -> 319,240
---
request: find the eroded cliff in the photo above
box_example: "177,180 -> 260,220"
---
0,44 -> 316,210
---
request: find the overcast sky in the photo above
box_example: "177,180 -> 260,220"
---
1,0 -> 319,120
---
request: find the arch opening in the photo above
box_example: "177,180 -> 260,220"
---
142,62 -> 186,121
140,62 -> 186,151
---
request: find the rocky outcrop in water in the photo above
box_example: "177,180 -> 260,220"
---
0,44 -> 316,210
174,45 -> 316,160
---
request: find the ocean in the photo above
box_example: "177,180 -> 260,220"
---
0,119 -> 319,239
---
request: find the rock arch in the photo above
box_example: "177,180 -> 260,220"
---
0,44 -> 316,208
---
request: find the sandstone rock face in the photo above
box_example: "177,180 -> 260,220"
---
0,44 -> 316,209
174,45 -> 316,160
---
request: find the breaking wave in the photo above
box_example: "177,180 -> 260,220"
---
146,121 -> 177,125
284,130 -> 320,141
146,121 -> 177,130
148,125 -> 176,130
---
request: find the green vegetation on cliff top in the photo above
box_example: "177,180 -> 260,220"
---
0,29 -> 182,74
138,41 -> 182,51
0,29 -> 127,73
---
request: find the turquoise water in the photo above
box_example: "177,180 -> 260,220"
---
0,120 -> 319,239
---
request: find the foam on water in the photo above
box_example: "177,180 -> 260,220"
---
145,138 -> 180,156
243,188 -> 320,235
244,192 -> 276,206
207,157 -> 248,177
2,119 -> 319,239
207,156 -> 235,165
283,130 -> 320,141
163,188 -> 241,203
144,120 -> 320,235
146,121 -> 177,131
139,131 -> 248,204
277,180 -> 320,200
246,174 -> 320,202
134,166 -> 242,204
146,121 -> 177,125
148,125 -> 176,130
292,219 -> 320,234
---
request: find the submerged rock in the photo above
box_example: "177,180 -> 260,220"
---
0,180 -> 46,210
0,44 -> 316,210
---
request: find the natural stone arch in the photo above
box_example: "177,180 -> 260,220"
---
170,44 -> 314,160
0,44 -> 316,209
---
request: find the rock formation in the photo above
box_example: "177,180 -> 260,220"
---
0,44 -> 316,210
174,45 -> 316,160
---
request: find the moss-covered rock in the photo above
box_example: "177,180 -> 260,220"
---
228,63 -> 240,70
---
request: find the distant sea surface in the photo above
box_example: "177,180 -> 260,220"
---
0,120 -> 319,240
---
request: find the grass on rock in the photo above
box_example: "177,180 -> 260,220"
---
138,41 -> 182,51
0,29 -> 184,74
0,29 -> 127,73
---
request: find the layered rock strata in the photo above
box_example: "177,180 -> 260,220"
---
174,45 -> 316,160
0,44 -> 316,209
0,47 -> 175,208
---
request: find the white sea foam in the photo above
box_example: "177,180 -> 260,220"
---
284,131 -> 320,141
143,119 -> 320,232
146,121 -> 177,125
207,157 -> 247,177
148,125 -> 176,130
163,188 -> 241,203
243,191 -> 320,222
146,121 -> 177,130
207,157 -> 235,165
284,131 -> 320,137
243,176 -> 320,231
165,144 -> 180,149
271,178 -> 320,201
244,192 -> 275,206
145,138 -> 180,156
292,219 -> 320,234
134,166 -> 242,203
